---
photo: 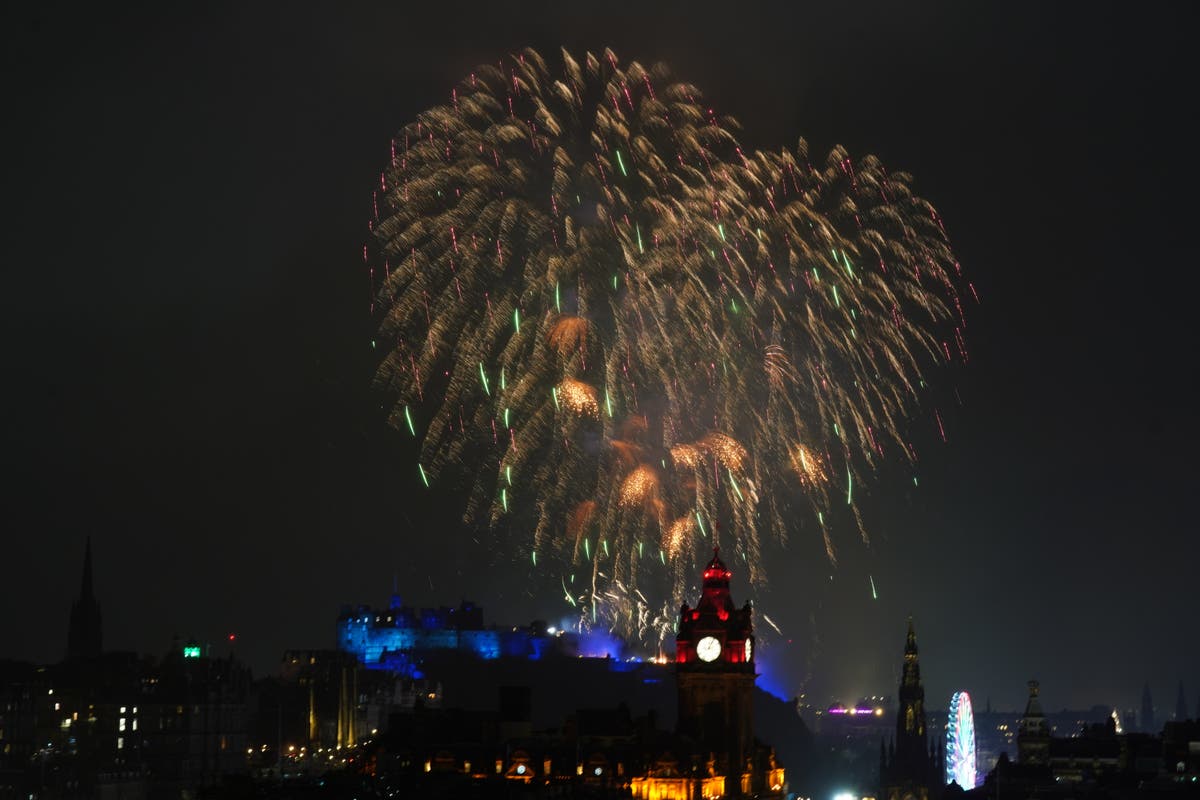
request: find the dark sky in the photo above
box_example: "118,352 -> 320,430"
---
4,2 -> 1197,716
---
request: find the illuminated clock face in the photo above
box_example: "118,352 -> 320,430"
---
744,639 -> 752,661
696,636 -> 722,662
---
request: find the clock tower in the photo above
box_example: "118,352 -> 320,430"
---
676,547 -> 755,793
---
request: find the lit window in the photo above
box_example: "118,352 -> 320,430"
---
117,737 -> 124,750
132,720 -> 137,731
120,707 -> 126,714
119,718 -> 126,731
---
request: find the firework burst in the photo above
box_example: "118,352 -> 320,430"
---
369,48 -> 968,645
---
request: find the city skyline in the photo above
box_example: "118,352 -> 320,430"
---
4,1 -> 1198,716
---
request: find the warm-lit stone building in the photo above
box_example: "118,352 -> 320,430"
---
367,547 -> 787,799
632,547 -> 785,800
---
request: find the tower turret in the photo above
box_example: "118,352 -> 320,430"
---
1017,680 -> 1050,765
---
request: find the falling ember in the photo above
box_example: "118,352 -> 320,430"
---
662,516 -> 693,559
548,315 -> 590,357
670,443 -> 703,469
700,432 -> 748,471
763,344 -> 794,390
557,378 -> 600,417
619,464 -> 660,509
790,443 -> 827,485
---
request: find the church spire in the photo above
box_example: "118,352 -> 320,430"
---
66,537 -> 102,660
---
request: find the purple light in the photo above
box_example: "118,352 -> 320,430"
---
826,706 -> 884,716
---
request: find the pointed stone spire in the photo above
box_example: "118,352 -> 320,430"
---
66,537 -> 102,659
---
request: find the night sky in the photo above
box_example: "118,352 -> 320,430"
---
4,2 -> 1197,716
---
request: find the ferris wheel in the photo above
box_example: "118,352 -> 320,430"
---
945,690 -> 977,789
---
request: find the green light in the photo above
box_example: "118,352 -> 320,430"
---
552,387 -> 560,410
513,308 -> 521,333
404,406 -> 416,436
870,575 -> 878,600
728,470 -> 744,502
612,273 -> 618,290
913,476 -> 919,487
479,362 -> 490,395
500,367 -> 506,391
505,465 -> 512,485
636,223 -> 643,254
555,281 -> 561,312
659,549 -> 666,565
605,389 -> 613,418
183,645 -> 200,659
846,466 -> 853,505
615,150 -> 627,176
418,464 -> 430,487
832,285 -> 840,307
718,223 -> 726,242
504,408 -> 510,429
531,549 -> 536,566
601,539 -> 608,557
501,488 -> 508,512
583,539 -> 590,559
638,541 -> 644,557
695,512 -> 707,537
817,511 -> 825,525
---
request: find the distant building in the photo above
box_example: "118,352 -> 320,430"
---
967,682 -> 1200,798
337,599 -> 610,673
